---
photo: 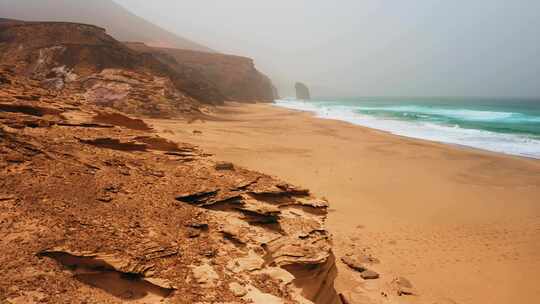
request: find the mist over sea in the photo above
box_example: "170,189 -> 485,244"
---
274,97 -> 540,159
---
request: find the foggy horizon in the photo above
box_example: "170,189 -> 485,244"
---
1,0 -> 539,98
112,0 -> 540,99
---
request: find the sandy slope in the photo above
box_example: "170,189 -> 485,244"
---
151,103 -> 540,304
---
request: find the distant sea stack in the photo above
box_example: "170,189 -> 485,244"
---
295,82 -> 311,100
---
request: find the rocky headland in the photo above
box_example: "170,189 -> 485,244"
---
125,42 -> 277,103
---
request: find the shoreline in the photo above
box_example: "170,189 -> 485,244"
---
271,100 -> 540,160
273,102 -> 539,161
151,103 -> 540,304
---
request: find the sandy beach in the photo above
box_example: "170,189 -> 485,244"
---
151,103 -> 540,304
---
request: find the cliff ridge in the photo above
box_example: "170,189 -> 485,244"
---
126,43 -> 277,103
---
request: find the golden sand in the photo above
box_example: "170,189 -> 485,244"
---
152,103 -> 540,304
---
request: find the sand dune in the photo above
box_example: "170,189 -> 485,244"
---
152,103 -> 540,304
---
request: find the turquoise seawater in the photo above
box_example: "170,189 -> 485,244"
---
274,97 -> 540,159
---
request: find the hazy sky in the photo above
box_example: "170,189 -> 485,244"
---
115,0 -> 540,98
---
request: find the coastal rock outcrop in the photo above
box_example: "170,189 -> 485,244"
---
126,42 -> 277,103
0,68 -> 342,303
0,20 -> 277,107
0,20 -> 221,108
295,82 -> 311,100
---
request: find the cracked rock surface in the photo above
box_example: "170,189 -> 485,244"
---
0,68 -> 341,303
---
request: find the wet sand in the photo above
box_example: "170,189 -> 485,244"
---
151,103 -> 540,304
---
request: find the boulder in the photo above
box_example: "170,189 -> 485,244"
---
341,256 -> 367,272
360,270 -> 380,280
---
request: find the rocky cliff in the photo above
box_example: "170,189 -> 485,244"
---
126,42 -> 277,103
295,82 -> 311,100
0,20 -> 229,109
0,29 -> 341,304
0,20 -> 276,109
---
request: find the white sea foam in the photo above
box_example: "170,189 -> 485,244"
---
355,105 -> 540,122
273,99 -> 540,159
356,105 -> 516,121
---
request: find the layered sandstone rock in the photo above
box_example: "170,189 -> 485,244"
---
0,20 -> 276,108
0,68 -> 341,303
0,20 -> 225,106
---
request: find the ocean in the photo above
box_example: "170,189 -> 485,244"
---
274,97 -> 540,159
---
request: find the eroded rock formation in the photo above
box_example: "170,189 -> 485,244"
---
0,20 -> 222,106
126,42 -> 277,103
295,82 -> 311,100
0,20 -> 277,109
0,68 -> 341,303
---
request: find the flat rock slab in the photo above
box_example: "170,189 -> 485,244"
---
341,256 -> 367,272
360,270 -> 380,280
